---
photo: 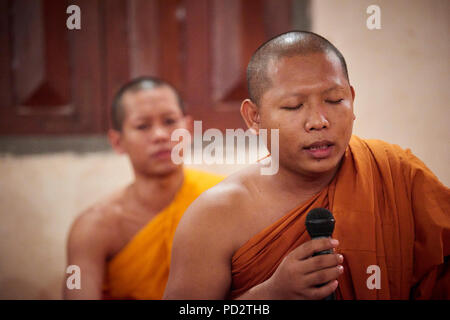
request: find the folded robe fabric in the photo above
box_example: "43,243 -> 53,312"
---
102,168 -> 224,299
230,135 -> 450,299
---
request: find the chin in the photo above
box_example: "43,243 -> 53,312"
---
297,157 -> 340,176
147,162 -> 182,177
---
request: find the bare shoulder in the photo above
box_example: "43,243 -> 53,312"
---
175,164 -> 262,252
165,165 -> 263,298
64,191 -> 128,299
67,190 -> 125,255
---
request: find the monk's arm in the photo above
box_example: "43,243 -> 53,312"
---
163,187 -> 342,300
406,150 -> 450,299
63,211 -> 109,299
164,190 -> 235,299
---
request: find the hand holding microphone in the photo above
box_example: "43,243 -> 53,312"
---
262,207 -> 343,300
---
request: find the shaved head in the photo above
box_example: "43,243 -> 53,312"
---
247,31 -> 349,105
111,76 -> 184,131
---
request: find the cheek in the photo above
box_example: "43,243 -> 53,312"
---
261,110 -> 298,133
122,133 -> 147,154
261,112 -> 304,149
330,111 -> 354,149
126,132 -> 144,146
331,105 -> 354,128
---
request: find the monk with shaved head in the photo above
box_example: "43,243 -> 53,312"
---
64,77 -> 223,299
164,31 -> 449,300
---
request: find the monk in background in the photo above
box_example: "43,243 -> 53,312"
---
64,77 -> 223,299
164,31 -> 449,300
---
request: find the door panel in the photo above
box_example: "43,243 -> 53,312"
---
0,0 -> 294,134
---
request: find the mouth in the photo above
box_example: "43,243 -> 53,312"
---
151,149 -> 173,160
303,140 -> 334,159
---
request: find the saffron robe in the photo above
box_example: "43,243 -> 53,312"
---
103,168 -> 224,299
230,136 -> 449,299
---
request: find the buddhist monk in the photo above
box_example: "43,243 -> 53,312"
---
63,77 -> 223,299
164,31 -> 449,300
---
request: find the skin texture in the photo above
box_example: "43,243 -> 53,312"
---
164,52 -> 356,299
64,86 -> 192,299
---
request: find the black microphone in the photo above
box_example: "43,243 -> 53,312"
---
305,207 -> 336,300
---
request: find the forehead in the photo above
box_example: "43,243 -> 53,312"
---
264,52 -> 347,101
121,86 -> 181,119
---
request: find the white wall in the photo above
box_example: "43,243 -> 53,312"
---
311,0 -> 450,185
0,153 -> 133,298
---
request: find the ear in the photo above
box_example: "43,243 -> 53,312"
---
350,85 -> 356,120
108,129 -> 126,154
240,99 -> 261,134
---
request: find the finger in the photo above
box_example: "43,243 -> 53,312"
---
292,238 -> 339,260
303,265 -> 344,287
302,253 -> 344,274
305,280 -> 339,300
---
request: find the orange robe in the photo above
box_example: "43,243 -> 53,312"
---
103,168 -> 224,299
230,135 -> 449,299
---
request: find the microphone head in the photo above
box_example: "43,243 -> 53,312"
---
305,208 -> 335,238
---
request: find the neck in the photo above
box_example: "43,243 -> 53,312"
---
273,161 -> 341,198
127,166 -> 185,213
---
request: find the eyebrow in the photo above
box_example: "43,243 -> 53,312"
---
286,85 -> 346,98
160,111 -> 180,116
130,111 -> 179,121
323,85 -> 345,93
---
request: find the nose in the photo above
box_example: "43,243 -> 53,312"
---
304,105 -> 329,132
150,124 -> 170,143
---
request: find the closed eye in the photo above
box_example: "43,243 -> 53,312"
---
281,104 -> 303,110
326,99 -> 343,104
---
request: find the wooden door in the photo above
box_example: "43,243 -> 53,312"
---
0,0 -> 293,135
105,0 -> 292,131
0,0 -> 105,134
